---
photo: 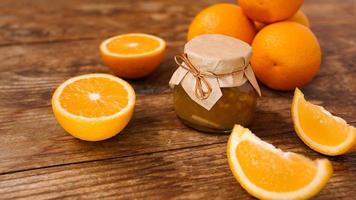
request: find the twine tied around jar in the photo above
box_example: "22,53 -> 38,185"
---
174,53 -> 212,100
174,53 -> 249,100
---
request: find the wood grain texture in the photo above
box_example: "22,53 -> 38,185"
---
0,143 -> 355,200
0,0 -> 355,199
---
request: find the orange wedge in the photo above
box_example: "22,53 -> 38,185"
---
100,33 -> 166,79
292,88 -> 356,155
52,73 -> 135,141
227,125 -> 333,200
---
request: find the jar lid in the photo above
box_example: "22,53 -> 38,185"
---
184,34 -> 252,74
169,34 -> 261,110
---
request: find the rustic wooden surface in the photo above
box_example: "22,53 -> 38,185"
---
0,0 -> 355,199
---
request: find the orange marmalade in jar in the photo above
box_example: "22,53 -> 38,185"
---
169,34 -> 261,133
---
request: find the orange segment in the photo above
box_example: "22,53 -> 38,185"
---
59,77 -> 129,117
227,125 -> 333,200
292,88 -> 356,155
100,33 -> 166,79
52,73 -> 135,141
237,141 -> 317,192
296,99 -> 349,146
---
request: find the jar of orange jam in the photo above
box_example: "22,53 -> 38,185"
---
169,34 -> 261,133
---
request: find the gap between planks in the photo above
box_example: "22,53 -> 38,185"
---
0,139 -> 227,176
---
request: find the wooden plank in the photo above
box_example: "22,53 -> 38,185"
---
0,0 -> 355,46
0,39 -> 177,96
0,37 -> 355,96
0,93 -> 218,174
0,143 -> 355,199
0,37 -> 355,174
0,0 -> 212,45
0,0 -> 355,198
0,88 -> 355,175
0,0 -> 355,90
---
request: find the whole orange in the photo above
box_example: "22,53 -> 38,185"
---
239,0 -> 304,23
254,10 -> 310,31
251,22 -> 321,90
287,10 -> 310,27
187,4 -> 256,44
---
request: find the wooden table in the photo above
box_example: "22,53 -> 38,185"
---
0,0 -> 355,199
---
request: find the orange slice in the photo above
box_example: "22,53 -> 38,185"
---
100,33 -> 166,79
52,73 -> 135,141
227,125 -> 333,200
292,88 -> 356,155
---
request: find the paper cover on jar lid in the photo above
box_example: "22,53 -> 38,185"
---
169,34 -> 261,110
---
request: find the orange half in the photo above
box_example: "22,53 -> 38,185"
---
52,73 -> 135,141
100,33 -> 166,78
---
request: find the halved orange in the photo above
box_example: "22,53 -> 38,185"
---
52,73 -> 135,141
227,125 -> 333,200
292,88 -> 356,155
100,33 -> 166,79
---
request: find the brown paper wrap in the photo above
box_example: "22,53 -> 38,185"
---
169,34 -> 261,110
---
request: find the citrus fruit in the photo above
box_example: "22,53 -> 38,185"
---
187,4 -> 256,44
100,33 -> 166,79
287,10 -> 310,27
227,125 -> 333,200
254,10 -> 310,31
292,88 -> 356,156
239,0 -> 304,23
251,22 -> 321,90
52,73 -> 136,141
254,21 -> 266,31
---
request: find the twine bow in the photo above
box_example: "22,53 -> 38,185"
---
174,53 -> 212,100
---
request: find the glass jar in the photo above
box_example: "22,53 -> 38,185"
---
173,82 -> 257,133
169,34 -> 261,133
